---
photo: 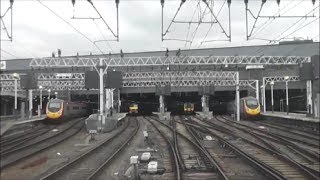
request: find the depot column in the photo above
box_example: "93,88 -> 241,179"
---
99,58 -> 105,129
236,72 -> 240,121
202,95 -> 207,112
159,95 -> 164,114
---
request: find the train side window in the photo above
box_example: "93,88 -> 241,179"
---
67,107 -> 70,110
73,106 -> 79,110
82,107 -> 86,110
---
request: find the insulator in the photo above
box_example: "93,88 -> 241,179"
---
115,0 -> 119,4
312,0 -> 315,5
58,49 -> 61,57
161,0 -> 165,4
277,0 -> 280,5
227,0 -> 231,4
181,0 -> 186,3
87,0 -> 93,5
202,0 -> 206,2
71,0 -> 75,6
244,0 -> 248,4
10,0 -> 13,5
262,0 -> 266,4
120,49 -> 124,58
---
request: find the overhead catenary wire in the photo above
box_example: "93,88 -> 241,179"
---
254,4 -> 319,54
93,20 -> 114,53
37,0 -> 105,55
278,17 -> 319,42
1,49 -> 20,59
272,5 -> 319,42
184,0 -> 201,47
250,0 -> 302,39
199,0 -> 226,47
87,0 -> 119,41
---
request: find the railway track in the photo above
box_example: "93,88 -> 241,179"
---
145,116 -> 183,180
40,116 -> 139,180
219,116 -> 320,160
217,116 -> 320,176
0,118 -> 84,168
255,121 -> 320,142
0,125 -> 56,154
223,116 -> 320,150
146,116 -> 223,179
194,115 -> 319,180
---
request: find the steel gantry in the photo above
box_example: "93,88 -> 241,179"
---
1,71 -> 258,91
29,56 -> 309,67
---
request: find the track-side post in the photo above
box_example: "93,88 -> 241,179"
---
159,95 -> 164,114
306,57 -> 313,116
28,89 -> 33,119
262,77 -> 266,113
236,72 -> 240,121
306,80 -> 313,115
201,95 -> 206,112
255,80 -> 259,104
99,58 -> 105,129
270,81 -> 274,113
118,89 -> 121,113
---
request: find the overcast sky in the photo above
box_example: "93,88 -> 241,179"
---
1,0 -> 319,60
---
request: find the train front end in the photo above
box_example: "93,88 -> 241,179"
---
128,103 -> 139,116
184,103 -> 195,115
243,97 -> 260,119
46,99 -> 64,121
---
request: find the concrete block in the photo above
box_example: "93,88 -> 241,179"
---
141,152 -> 151,162
147,161 -> 158,173
130,156 -> 139,164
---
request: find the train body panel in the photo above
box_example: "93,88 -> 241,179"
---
226,96 -> 260,120
46,99 -> 88,122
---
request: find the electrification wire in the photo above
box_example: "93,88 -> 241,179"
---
93,20 -> 114,53
255,5 -> 319,54
272,5 -> 319,42
199,0 -> 226,47
251,0 -> 302,39
185,0 -> 201,47
312,34 -> 320,41
189,3 -> 209,49
278,17 -> 319,41
1,49 -> 20,59
37,0 -> 105,55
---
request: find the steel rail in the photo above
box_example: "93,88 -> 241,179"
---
40,117 -> 136,180
207,115 -> 319,180
179,116 -> 229,180
1,118 -> 84,168
144,116 -> 182,180
147,116 -> 226,177
86,117 -> 140,180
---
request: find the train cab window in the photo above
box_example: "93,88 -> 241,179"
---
48,102 -> 62,112
246,99 -> 259,108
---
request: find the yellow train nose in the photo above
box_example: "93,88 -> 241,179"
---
246,107 -> 260,115
47,112 -> 62,119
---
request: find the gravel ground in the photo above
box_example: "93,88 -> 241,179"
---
0,119 -> 124,180
96,116 -> 174,180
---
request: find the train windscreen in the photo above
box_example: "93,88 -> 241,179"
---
48,102 -> 62,112
245,99 -> 259,108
